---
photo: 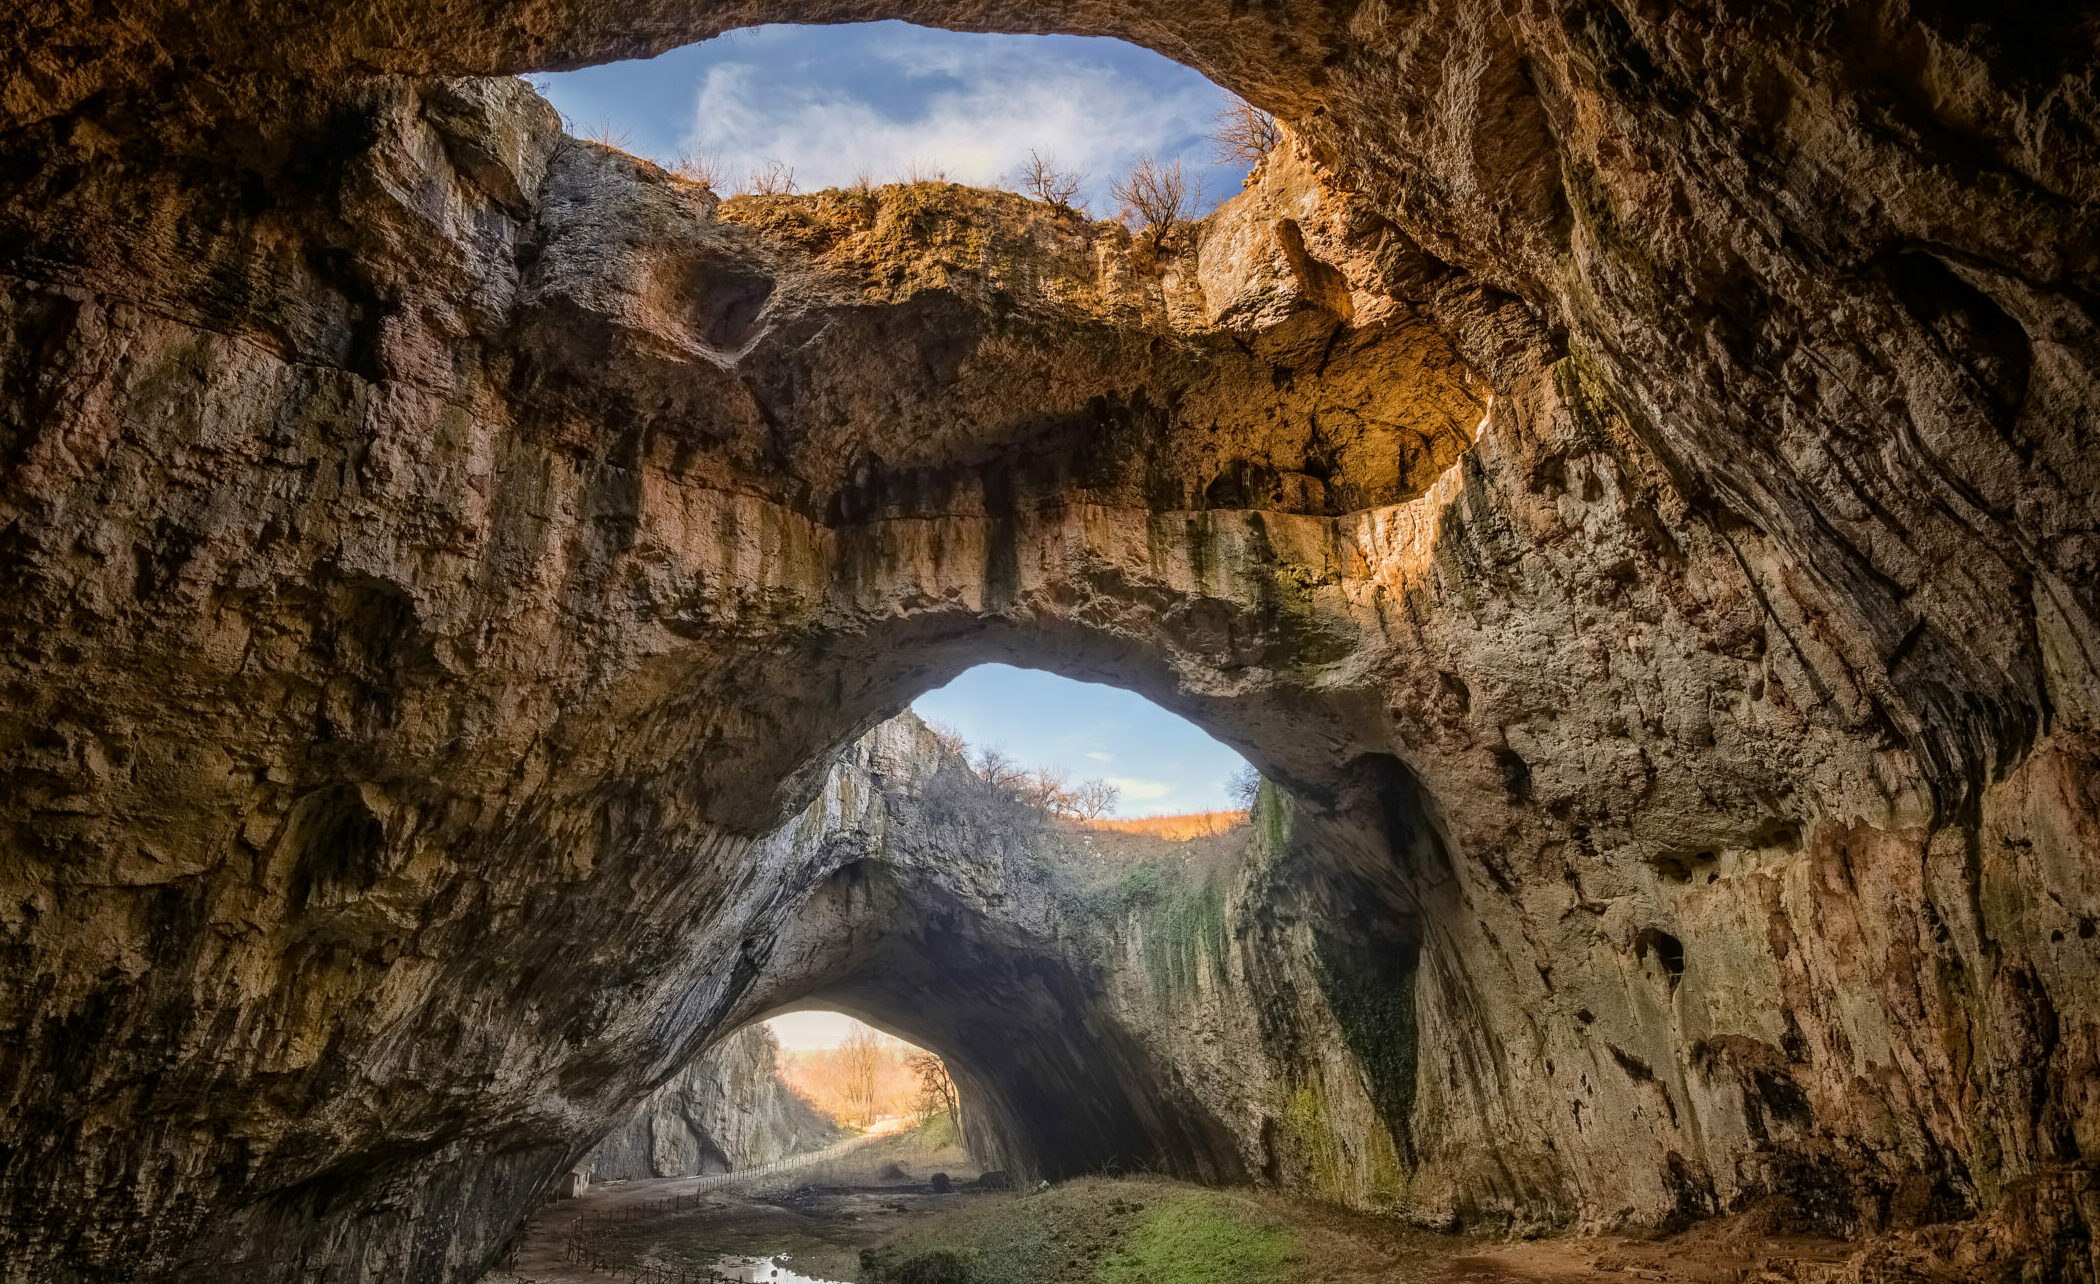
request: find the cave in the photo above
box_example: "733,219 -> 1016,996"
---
1,3 -> 2096,1282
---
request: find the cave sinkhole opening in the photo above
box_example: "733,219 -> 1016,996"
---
910,662 -> 1254,819
573,658 -> 1299,1203
529,21 -> 1259,216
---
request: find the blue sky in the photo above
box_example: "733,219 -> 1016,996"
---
912,664 -> 1248,817
532,22 -> 1246,215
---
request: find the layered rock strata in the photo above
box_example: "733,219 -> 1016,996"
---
0,4 -> 2094,1282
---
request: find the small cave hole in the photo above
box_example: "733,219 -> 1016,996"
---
1633,928 -> 1686,990
1492,746 -> 1532,803
1648,849 -> 1717,885
283,784 -> 387,912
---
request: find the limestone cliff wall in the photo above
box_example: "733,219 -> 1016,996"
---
0,5 -> 2093,1283
583,1026 -> 833,1181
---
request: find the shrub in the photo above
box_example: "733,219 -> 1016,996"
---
669,148 -> 722,189
744,158 -> 796,195
899,157 -> 951,184
1111,155 -> 1195,249
890,1250 -> 973,1284
578,115 -> 631,150
1017,149 -> 1086,214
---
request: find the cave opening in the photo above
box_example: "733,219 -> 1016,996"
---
911,662 -> 1256,820
528,21 -> 1259,218
10,4 -> 2090,1281
610,664 -> 1297,1175
585,1008 -> 960,1185
593,646 -> 1444,1201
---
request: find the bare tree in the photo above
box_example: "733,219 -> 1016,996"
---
669,148 -> 723,190
973,746 -> 1027,792
1228,764 -> 1262,809
1071,778 -> 1120,820
1018,149 -> 1086,214
1212,98 -> 1282,168
925,720 -> 968,758
837,1027 -> 887,1127
1112,154 -> 1195,248
743,158 -> 797,196
907,1051 -> 958,1122
1017,764 -> 1071,813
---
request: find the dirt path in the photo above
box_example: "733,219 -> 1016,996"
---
489,1127 -> 922,1284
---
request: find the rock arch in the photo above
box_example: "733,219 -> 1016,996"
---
0,5 -> 2095,1283
741,852 -> 1252,1185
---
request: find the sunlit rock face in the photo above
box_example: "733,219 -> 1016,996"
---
583,1025 -> 835,1185
581,1025 -> 834,1182
0,4 -> 2095,1282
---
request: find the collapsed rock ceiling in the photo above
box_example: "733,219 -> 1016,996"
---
0,3 -> 2094,1282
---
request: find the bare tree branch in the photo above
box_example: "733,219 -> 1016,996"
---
837,1027 -> 886,1127
907,1051 -> 958,1122
1212,98 -> 1282,168
973,746 -> 1027,791
669,148 -> 722,190
1018,149 -> 1086,214
743,158 -> 796,196
1072,778 -> 1120,819
1111,154 -> 1194,249
579,116 -> 632,150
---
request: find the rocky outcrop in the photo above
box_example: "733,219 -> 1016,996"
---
0,5 -> 2095,1284
583,1025 -> 833,1182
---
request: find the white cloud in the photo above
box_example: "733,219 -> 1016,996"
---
766,1010 -> 863,1051
1108,777 -> 1172,801
675,39 -> 1223,210
1085,751 -> 1115,763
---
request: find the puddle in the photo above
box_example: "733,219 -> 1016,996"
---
710,1254 -> 849,1284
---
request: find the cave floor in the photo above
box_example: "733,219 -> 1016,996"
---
488,1166 -> 1863,1284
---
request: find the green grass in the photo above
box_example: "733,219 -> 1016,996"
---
1139,871 -> 1230,1004
1096,1193 -> 1297,1284
864,1178 -> 1300,1284
915,1109 -> 960,1149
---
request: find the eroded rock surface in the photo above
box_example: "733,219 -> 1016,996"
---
0,5 -> 2096,1283
583,1025 -> 833,1182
